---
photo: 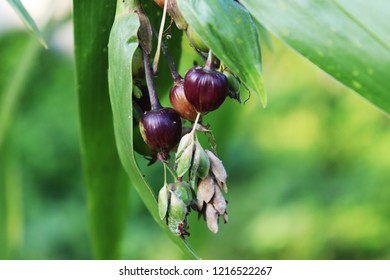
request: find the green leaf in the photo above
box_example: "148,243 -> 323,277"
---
107,0 -> 200,260
74,0 -> 129,259
241,0 -> 390,115
177,0 -> 266,106
7,0 -> 47,49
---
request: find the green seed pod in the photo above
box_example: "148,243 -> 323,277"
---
168,192 -> 187,222
194,140 -> 210,180
186,25 -> 209,53
175,141 -> 194,178
167,217 -> 182,236
175,132 -> 193,159
169,182 -> 193,206
158,186 -> 170,220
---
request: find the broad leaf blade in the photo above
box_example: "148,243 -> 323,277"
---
241,0 -> 390,114
177,0 -> 266,106
74,0 -> 129,259
107,1 -> 200,260
7,0 -> 47,49
335,0 -> 390,47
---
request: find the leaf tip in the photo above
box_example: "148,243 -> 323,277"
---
39,38 -> 48,50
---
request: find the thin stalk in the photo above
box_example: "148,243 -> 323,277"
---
204,50 -> 214,70
160,38 -> 182,82
143,49 -> 162,110
163,163 -> 168,187
190,113 -> 201,135
152,0 -> 168,74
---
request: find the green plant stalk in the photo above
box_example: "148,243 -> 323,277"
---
0,22 -> 43,261
0,37 -> 41,150
3,147 -> 23,259
108,0 -> 200,259
74,0 -> 129,259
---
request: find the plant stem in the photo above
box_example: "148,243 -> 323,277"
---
204,50 -> 214,70
190,113 -> 201,135
143,49 -> 162,110
152,25 -> 181,82
161,40 -> 182,82
163,163 -> 168,187
152,0 -> 168,74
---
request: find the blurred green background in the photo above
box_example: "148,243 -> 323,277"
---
1,4 -> 390,260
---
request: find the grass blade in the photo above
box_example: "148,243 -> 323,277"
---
6,0 -> 48,49
73,0 -> 129,259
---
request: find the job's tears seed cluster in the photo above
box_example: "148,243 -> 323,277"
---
131,0 -> 242,237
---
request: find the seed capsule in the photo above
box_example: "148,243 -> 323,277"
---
169,79 -> 198,121
139,108 -> 182,153
184,66 -> 229,113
